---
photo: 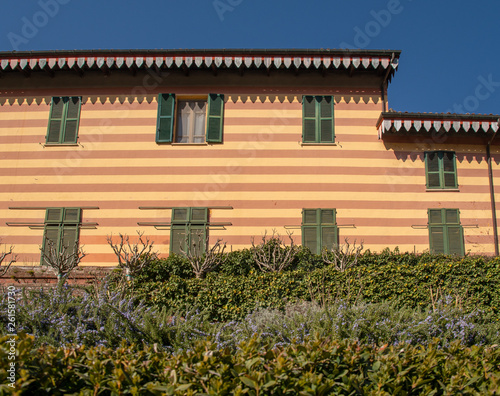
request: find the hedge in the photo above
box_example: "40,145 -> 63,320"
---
133,252 -> 500,321
1,333 -> 499,395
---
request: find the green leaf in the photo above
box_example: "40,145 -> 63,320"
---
240,376 -> 258,389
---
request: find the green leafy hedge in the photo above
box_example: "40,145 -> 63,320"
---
133,251 -> 500,321
1,333 -> 499,395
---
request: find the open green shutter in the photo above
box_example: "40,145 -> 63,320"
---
319,96 -> 334,143
206,94 -> 224,143
302,96 -> 317,143
157,94 -> 175,143
62,97 -> 81,143
47,97 -> 64,143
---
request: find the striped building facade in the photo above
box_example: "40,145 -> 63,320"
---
1,49 -> 499,267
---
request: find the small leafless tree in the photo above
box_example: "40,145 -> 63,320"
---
40,238 -> 86,286
250,229 -> 299,273
107,232 -> 158,279
180,234 -> 227,279
322,238 -> 364,272
0,245 -> 17,277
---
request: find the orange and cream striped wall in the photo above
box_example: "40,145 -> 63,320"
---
1,87 -> 498,266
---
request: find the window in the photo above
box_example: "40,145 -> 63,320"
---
428,208 -> 464,255
302,95 -> 335,143
41,208 -> 81,264
156,94 -> 224,143
301,209 -> 337,254
46,97 -> 82,144
425,151 -> 458,189
170,207 -> 208,255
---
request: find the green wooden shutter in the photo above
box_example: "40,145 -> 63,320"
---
302,227 -> 318,254
206,94 -> 224,143
47,97 -> 64,143
63,208 -> 81,223
41,226 -> 61,264
302,96 -> 317,143
190,225 -> 207,254
191,207 -> 208,222
61,225 -> 79,255
321,227 -> 337,250
426,152 -> 441,188
172,208 -> 188,223
443,152 -> 458,188
45,208 -> 64,223
62,97 -> 81,143
157,93 -> 175,143
319,96 -> 334,143
429,225 -> 445,254
170,226 -> 186,255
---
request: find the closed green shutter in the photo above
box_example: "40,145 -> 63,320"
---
302,96 -> 335,143
61,225 -> 79,255
172,208 -> 188,223
428,208 -> 464,255
47,97 -> 64,143
62,97 -> 81,143
302,227 -> 318,254
319,96 -> 334,143
190,225 -> 207,253
206,94 -> 224,143
45,207 -> 64,223
41,226 -> 61,264
46,97 -> 81,144
191,208 -> 208,222
42,207 -> 81,264
157,93 -> 175,143
447,226 -> 464,255
302,208 -> 337,253
63,208 -> 81,223
426,152 -> 457,189
170,226 -> 186,255
302,96 -> 317,143
443,152 -> 458,188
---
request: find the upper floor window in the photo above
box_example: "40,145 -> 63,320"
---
301,208 -> 337,254
46,96 -> 82,144
156,94 -> 224,144
302,96 -> 335,144
428,208 -> 464,255
41,207 -> 81,264
425,151 -> 458,189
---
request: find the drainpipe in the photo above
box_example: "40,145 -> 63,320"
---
486,119 -> 500,256
381,53 -> 398,112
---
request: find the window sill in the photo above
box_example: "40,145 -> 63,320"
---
171,142 -> 209,146
43,143 -> 79,147
425,188 -> 460,192
301,142 -> 337,146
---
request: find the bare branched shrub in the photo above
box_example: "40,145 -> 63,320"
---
322,238 -> 364,272
40,238 -> 86,286
250,229 -> 299,273
0,244 -> 17,277
107,231 -> 158,278
180,234 -> 227,279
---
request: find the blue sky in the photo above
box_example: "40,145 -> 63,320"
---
1,0 -> 499,115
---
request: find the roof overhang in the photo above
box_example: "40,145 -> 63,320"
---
0,48 -> 400,79
377,112 -> 500,140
